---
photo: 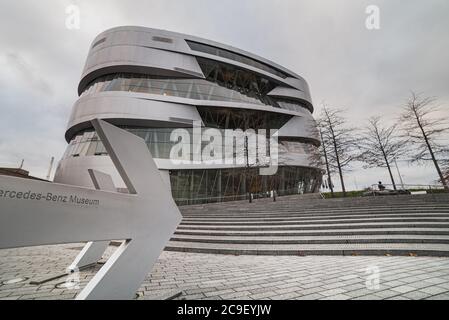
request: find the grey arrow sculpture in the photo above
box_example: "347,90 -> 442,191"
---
68,169 -> 116,274
0,119 -> 182,299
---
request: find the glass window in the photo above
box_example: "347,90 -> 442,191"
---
79,57 -> 289,110
276,98 -> 312,113
186,40 -> 290,79
169,166 -> 322,205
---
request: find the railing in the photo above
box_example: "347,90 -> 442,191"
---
175,194 -> 248,206
368,183 -> 446,196
175,192 -> 276,206
174,188 -> 318,206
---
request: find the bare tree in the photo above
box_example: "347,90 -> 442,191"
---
319,127 -> 334,197
358,116 -> 408,190
319,105 -> 359,196
400,92 -> 449,190
300,116 -> 331,196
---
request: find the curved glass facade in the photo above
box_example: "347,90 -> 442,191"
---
63,128 -> 188,160
62,126 -> 318,162
61,126 -> 322,205
170,166 -> 322,205
197,107 -> 292,130
80,73 -> 278,106
80,59 -> 310,114
277,99 -> 310,112
186,40 -> 290,79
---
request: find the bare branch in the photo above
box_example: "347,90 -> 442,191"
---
357,116 -> 408,189
317,104 -> 360,195
399,92 -> 449,189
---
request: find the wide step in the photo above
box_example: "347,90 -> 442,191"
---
165,241 -> 449,256
171,194 -> 449,256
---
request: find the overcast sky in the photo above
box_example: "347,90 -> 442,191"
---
0,0 -> 448,190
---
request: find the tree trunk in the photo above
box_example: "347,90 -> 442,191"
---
323,108 -> 348,197
381,149 -> 397,190
329,128 -> 346,196
424,135 -> 448,190
385,159 -> 397,190
337,163 -> 346,196
332,138 -> 346,196
375,126 -> 397,190
416,115 -> 449,190
320,130 -> 334,197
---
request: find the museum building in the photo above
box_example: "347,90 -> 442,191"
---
54,26 -> 322,204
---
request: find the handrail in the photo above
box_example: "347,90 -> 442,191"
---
370,183 -> 445,190
368,183 -> 446,197
174,188 -> 319,205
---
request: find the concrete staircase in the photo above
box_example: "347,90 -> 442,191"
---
165,193 -> 449,257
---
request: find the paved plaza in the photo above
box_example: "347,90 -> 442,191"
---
1,244 -> 449,300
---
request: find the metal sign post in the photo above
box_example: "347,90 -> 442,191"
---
0,119 -> 182,299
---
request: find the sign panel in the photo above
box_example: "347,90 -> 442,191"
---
0,119 -> 182,299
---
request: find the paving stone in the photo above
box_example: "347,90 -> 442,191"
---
2,243 -> 449,300
405,281 -> 436,289
301,281 -> 325,289
383,280 -> 407,287
422,277 -> 449,285
372,289 -> 401,299
402,291 -> 432,300
234,285 -> 262,292
320,288 -> 347,297
345,288 -> 377,297
0,292 -> 11,298
387,296 -> 411,300
418,286 -> 449,295
424,293 -> 449,300
1,296 -> 20,300
320,294 -> 351,300
219,291 -> 252,299
351,294 -> 382,300
184,287 -> 216,295
391,285 -> 417,294
181,293 -> 206,300
343,283 -> 366,291
204,289 -> 235,297
295,293 -> 325,300
434,282 -> 449,290
250,291 -> 275,300
275,286 -> 301,295
202,295 -> 223,300
323,280 -> 351,289
276,282 -> 302,289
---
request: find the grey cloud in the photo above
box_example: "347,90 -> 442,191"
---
5,52 -> 54,95
0,0 -> 447,187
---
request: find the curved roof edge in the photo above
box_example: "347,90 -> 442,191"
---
96,26 -> 303,79
86,26 -> 307,82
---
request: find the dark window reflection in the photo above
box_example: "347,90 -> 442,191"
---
186,40 -> 290,79
80,60 -> 311,113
